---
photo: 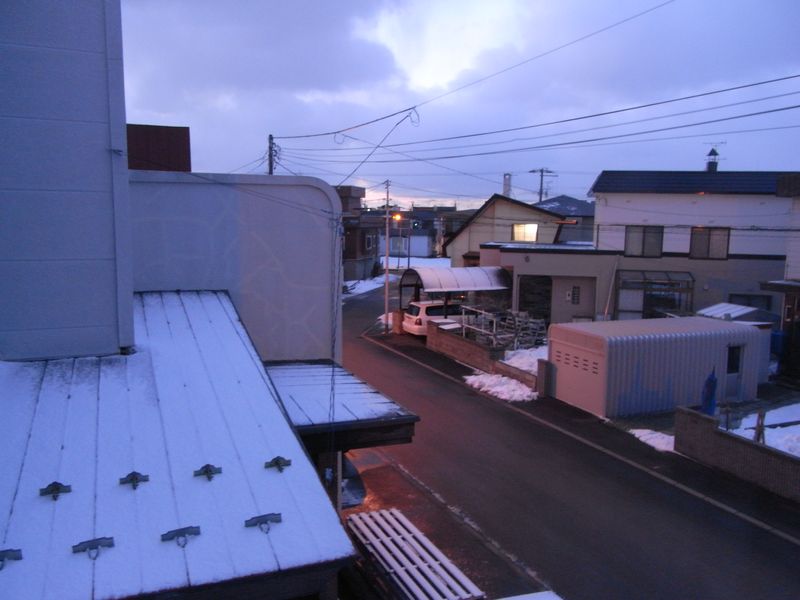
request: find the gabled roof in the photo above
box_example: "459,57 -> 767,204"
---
443,194 -> 562,249
0,291 -> 353,599
533,195 -> 595,217
589,170 -> 800,196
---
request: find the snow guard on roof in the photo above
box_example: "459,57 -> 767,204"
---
400,266 -> 509,296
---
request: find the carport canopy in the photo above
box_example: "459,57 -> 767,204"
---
399,266 -> 510,307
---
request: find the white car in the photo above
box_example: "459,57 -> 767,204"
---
402,300 -> 463,336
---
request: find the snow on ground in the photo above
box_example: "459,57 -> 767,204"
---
629,429 -> 675,452
729,402 -> 800,458
502,346 -> 549,374
464,372 -> 537,402
380,256 -> 452,269
463,346 -> 546,402
343,275 -> 397,297
343,257 -> 451,298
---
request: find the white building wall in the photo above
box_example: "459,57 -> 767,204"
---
593,193 -> 791,255
130,171 -> 342,363
0,0 -> 133,360
788,198 -> 800,279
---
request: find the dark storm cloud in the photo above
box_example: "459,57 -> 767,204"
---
122,1 -> 398,98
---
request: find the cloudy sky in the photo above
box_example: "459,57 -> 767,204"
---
121,0 -> 800,208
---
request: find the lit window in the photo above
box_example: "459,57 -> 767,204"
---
512,223 -> 539,242
690,227 -> 729,259
624,225 -> 663,257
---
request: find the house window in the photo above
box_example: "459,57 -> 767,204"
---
729,293 -> 771,311
512,223 -> 539,242
624,225 -> 663,257
364,234 -> 375,251
571,286 -> 581,305
690,227 -> 729,259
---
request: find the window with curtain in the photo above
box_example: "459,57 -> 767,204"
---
690,227 -> 729,259
624,225 -> 663,257
512,223 -> 539,242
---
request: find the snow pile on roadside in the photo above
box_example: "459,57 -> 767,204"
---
343,275 -> 396,297
502,345 -> 549,374
377,312 -> 393,327
730,402 -> 800,458
630,429 -> 675,452
464,372 -> 537,402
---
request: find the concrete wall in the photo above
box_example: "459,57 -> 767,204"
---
674,408 -> 800,503
550,276 -> 597,323
0,0 -> 133,360
502,252 -> 619,319
449,199 -> 561,266
593,192 -> 791,256
130,171 -> 342,363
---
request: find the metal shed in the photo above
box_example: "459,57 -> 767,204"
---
548,317 -> 770,418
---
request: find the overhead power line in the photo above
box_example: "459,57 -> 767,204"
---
300,105 -> 800,163
280,75 -> 800,154
272,0 -> 676,140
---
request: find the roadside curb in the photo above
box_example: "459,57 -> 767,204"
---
361,331 -> 800,549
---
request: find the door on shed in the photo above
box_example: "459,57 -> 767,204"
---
725,345 -> 742,400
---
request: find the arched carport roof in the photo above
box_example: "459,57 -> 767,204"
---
399,266 -> 510,306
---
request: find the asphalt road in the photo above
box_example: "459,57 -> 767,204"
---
341,285 -> 800,600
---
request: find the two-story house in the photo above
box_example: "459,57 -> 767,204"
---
480,160 -> 797,326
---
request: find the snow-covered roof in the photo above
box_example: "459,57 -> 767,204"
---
401,266 -> 509,293
268,362 -> 416,428
696,303 -> 759,319
0,291 -> 353,599
550,316 -> 764,340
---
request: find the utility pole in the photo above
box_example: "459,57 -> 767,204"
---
529,168 -> 556,203
268,134 -> 274,175
383,180 -> 390,335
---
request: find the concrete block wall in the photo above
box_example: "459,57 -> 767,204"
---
426,323 -> 537,389
426,322 -> 502,372
674,407 -> 800,503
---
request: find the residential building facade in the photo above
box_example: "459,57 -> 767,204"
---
481,168 -> 796,326
445,194 -> 564,267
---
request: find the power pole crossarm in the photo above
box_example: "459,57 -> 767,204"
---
529,168 -> 557,203
268,134 -> 274,175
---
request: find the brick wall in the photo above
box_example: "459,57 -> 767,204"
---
426,323 -> 537,388
674,407 -> 800,503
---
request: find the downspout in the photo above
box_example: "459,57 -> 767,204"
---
604,254 -> 621,320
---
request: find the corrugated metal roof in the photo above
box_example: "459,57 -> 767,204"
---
551,316 -> 760,340
589,170 -> 799,196
0,291 -> 353,599
406,266 -> 509,293
267,362 -> 416,427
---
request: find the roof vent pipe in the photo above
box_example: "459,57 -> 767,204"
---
503,173 -> 512,196
706,148 -> 719,172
